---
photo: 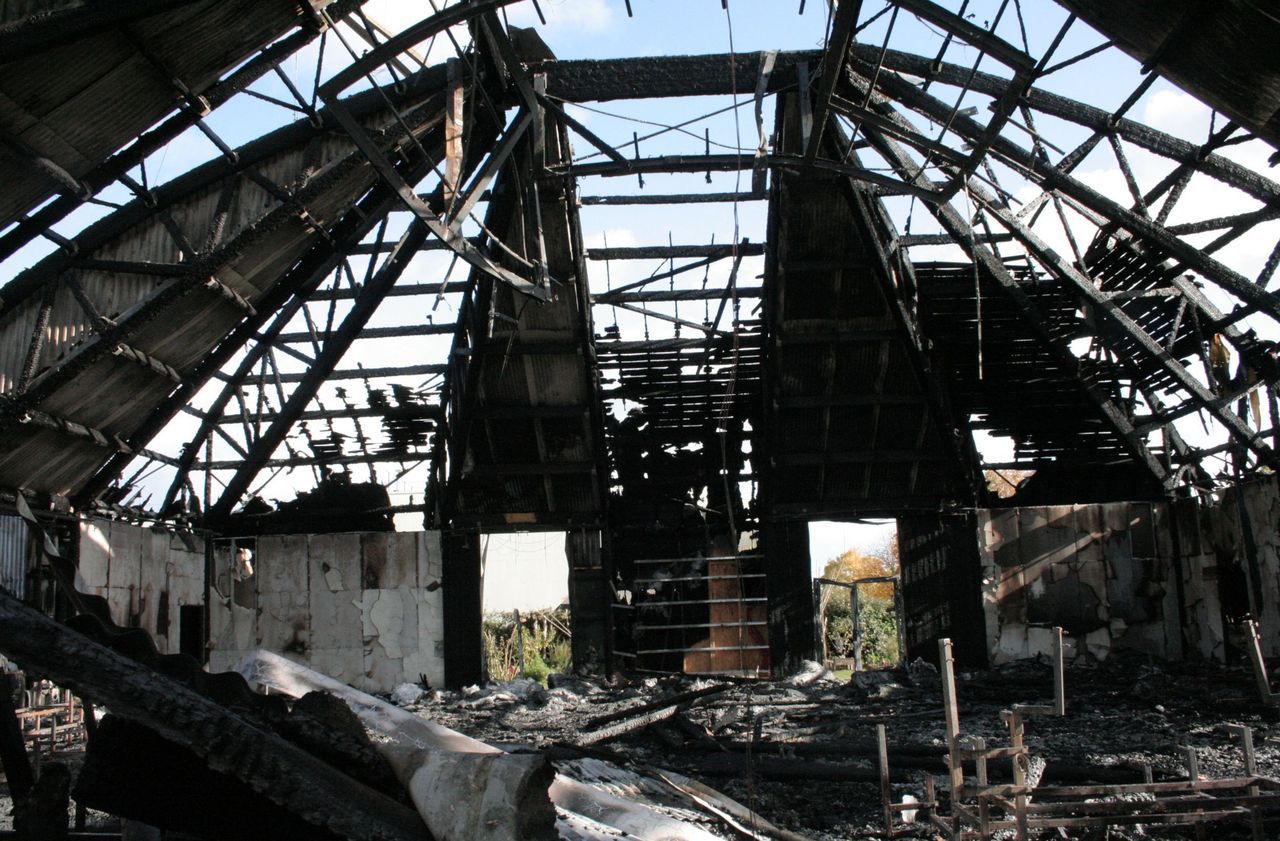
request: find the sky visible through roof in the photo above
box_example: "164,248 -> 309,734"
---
4,1 -> 1278,578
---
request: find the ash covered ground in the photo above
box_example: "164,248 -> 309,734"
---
396,653 -> 1280,840
5,654 -> 1280,839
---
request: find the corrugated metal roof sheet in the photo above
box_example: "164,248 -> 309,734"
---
0,514 -> 27,600
0,0 -> 314,227
0,73 -> 450,497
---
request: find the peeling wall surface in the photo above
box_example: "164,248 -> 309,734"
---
77,519 -> 205,654
978,476 -> 1280,666
979,502 -> 1182,665
208,531 -> 445,694
1177,476 -> 1280,660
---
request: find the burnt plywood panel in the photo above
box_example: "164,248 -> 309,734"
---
763,95 -> 970,518
444,120 -> 603,529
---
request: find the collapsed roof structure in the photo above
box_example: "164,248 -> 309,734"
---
2,0 -> 1280,838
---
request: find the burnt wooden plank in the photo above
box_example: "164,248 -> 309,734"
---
0,592 -> 429,841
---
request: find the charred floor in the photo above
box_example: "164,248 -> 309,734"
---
4,1 -> 1280,839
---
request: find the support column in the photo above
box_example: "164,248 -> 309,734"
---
442,530 -> 484,689
566,528 -> 611,674
761,519 -> 817,675
0,673 -> 34,834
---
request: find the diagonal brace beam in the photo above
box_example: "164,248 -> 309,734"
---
207,220 -> 433,522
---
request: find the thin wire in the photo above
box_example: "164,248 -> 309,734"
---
561,99 -> 757,156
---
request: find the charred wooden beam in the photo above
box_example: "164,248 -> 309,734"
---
224,363 -> 447,386
777,450 -> 944,465
593,287 -> 764,304
198,451 -> 430,471
112,342 -> 182,383
536,51 -> 820,103
274,323 -> 457,344
464,462 -> 595,477
308,281 -> 469,301
559,153 -> 931,197
804,0 -> 862,163
208,220 -> 434,521
0,591 -> 429,841
888,0 -> 1034,71
580,191 -> 766,206
20,409 -> 134,456
589,243 -> 765,261
70,259 -> 197,278
215,405 -> 441,426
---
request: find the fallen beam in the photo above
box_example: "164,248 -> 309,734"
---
0,592 -> 430,841
583,683 -> 731,730
576,705 -> 681,747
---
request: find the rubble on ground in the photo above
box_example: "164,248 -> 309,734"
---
394,651 -> 1280,840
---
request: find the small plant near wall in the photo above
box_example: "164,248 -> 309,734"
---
482,608 -> 572,684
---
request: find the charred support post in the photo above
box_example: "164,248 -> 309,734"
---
443,530 -> 485,688
760,519 -> 817,675
876,723 -> 892,837
566,529 -> 610,674
1243,620 -> 1279,705
0,673 -> 35,831
939,639 -> 964,802
1230,725 -> 1266,841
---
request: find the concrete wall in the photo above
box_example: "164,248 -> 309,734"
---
978,475 -> 1280,665
76,518 -> 205,655
208,531 -> 445,694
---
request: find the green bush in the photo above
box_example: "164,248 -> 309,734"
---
819,589 -> 899,669
482,609 -> 572,685
858,598 -> 900,669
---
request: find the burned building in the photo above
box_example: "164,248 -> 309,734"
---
3,1 -> 1280,838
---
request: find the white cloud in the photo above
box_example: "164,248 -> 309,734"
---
1142,88 -> 1211,143
506,0 -> 616,33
